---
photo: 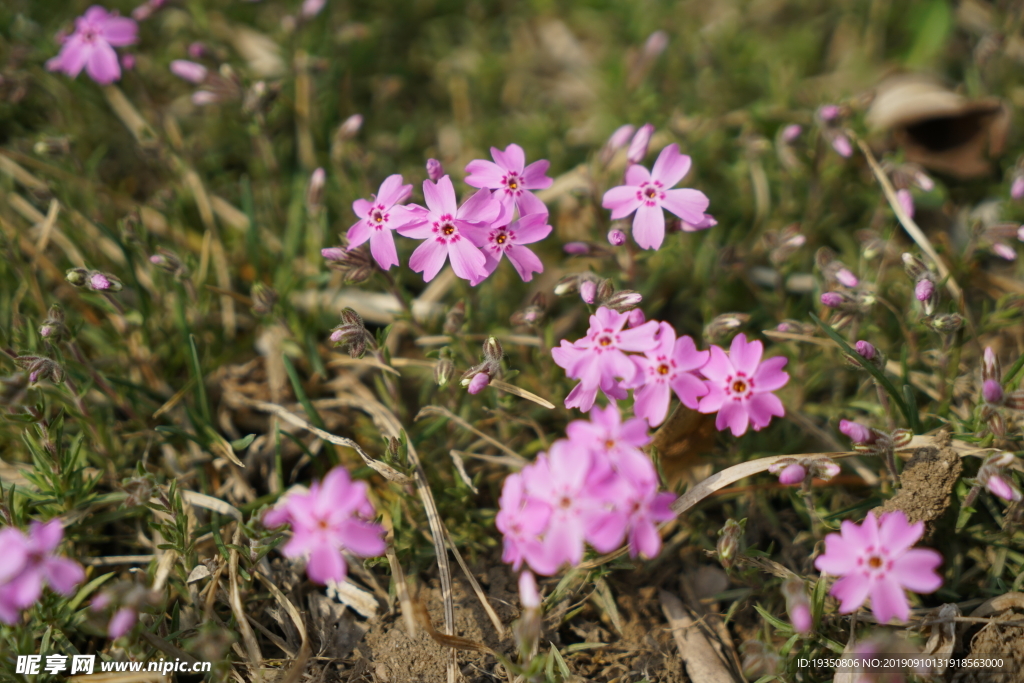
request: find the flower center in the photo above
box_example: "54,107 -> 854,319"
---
604,439 -> 615,449
867,555 -> 883,569
598,335 -> 613,347
317,519 -> 330,530
645,187 -> 657,199
658,364 -> 670,375
373,211 -> 384,223
732,379 -> 748,393
442,223 -> 456,236
495,233 -> 507,244
559,496 -> 572,509
509,180 -> 518,190
82,28 -> 98,42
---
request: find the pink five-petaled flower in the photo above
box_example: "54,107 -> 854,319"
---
47,6 -> 138,85
566,403 -> 655,487
552,306 -> 661,412
495,472 -> 551,571
468,212 -> 552,284
602,144 -> 710,250
464,144 -> 553,217
814,511 -> 942,623
262,467 -> 386,585
630,322 -> 710,428
0,521 -> 85,625
346,175 -> 416,271
697,333 -> 789,437
398,176 -> 501,283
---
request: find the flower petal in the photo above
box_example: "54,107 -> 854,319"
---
338,519 -> 387,557
306,545 -> 347,585
878,511 -> 924,557
716,400 -> 749,437
815,530 -> 861,575
376,174 -> 412,207
511,213 -> 552,244
699,345 -> 734,382
408,239 -> 449,282
43,558 -> 85,595
661,188 -> 709,224
669,372 -> 709,410
447,238 -> 487,283
635,382 -> 671,427
869,576 -> 909,623
100,16 -> 139,46
423,176 -> 457,216
346,219 -> 371,247
890,548 -> 943,593
84,40 -> 121,84
651,144 -> 692,187
516,190 -> 549,217
464,159 -> 507,189
752,356 -> 789,392
498,144 -> 525,173
352,198 -> 373,218
458,188 -> 501,224
697,382 -> 725,413
521,159 -> 553,189
603,185 -> 642,219
747,392 -> 784,429
831,573 -> 871,614
624,164 -> 651,185
632,203 -> 666,250
369,230 -> 399,271
729,334 -> 763,375
504,245 -> 544,282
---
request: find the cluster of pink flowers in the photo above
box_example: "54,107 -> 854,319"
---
815,510 -> 943,624
47,6 -> 138,85
553,308 -> 789,436
323,144 -> 554,286
0,521 -> 85,625
262,467 -> 386,585
497,404 -> 676,575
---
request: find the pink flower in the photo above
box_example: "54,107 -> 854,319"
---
831,134 -> 853,158
1012,176 -> 1024,200
47,6 -> 138,85
467,212 -> 552,284
782,578 -> 812,633
697,334 -> 789,437
108,607 -> 137,639
680,212 -> 717,232
262,467 -> 386,584
836,268 -> 859,288
496,472 -> 551,571
518,570 -> 541,609
552,307 -> 661,412
896,189 -> 915,218
626,123 -> 654,164
781,124 -> 802,143
773,462 -> 807,485
398,176 -> 501,283
602,144 -> 710,250
426,158 -> 444,181
566,404 -> 654,487
345,175 -> 418,271
601,124 -> 636,164
986,474 -> 1021,502
619,479 -> 676,559
630,323 -> 709,428
464,144 -> 552,217
814,511 -> 942,623
0,521 -> 85,625
607,229 -> 626,246
170,59 -> 207,84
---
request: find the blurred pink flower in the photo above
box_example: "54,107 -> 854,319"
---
467,372 -> 490,394
773,462 -> 806,485
464,144 -> 552,217
781,124 -> 802,142
262,468 -> 385,584
896,189 -> 915,218
839,419 -> 875,445
301,0 -> 327,18
831,134 -> 853,158
346,174 -> 416,271
607,228 -> 626,246
630,322 -> 709,428
47,6 -> 138,85
426,158 -> 444,181
814,511 -> 942,623
697,334 -> 789,436
0,521 -> 85,625
399,176 -> 501,283
680,212 -> 717,232
468,212 -> 552,284
551,306 -> 660,412
496,472 -> 551,571
602,144 -> 710,250
518,570 -> 541,608
601,124 -> 636,164
782,578 -> 812,633
566,403 -> 653,487
1012,176 -> 1024,200
108,607 -> 137,639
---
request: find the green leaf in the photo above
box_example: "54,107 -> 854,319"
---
809,313 -> 914,428
565,642 -> 607,653
188,334 -> 211,423
68,572 -> 115,611
754,603 -> 792,633
549,642 -> 571,679
905,0 -> 952,69
231,434 -> 256,451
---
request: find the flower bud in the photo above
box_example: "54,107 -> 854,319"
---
38,304 -> 68,343
890,428 -> 913,449
902,253 -> 928,281
716,519 -> 745,570
444,301 -> 465,335
337,114 -> 363,140
607,229 -> 626,246
704,312 -> 748,344
915,278 -> 935,302
830,134 -> 852,158
563,242 -> 591,255
600,124 -> 635,164
306,167 -> 325,214
896,188 -> 915,218
926,313 -> 963,333
982,348 -> 1001,383
602,289 -> 643,312
1013,176 -> 1024,200
580,280 -> 597,304
301,0 -> 327,18
626,309 -> 646,328
322,247 -> 345,261
90,272 -> 121,292
812,458 -> 841,481
434,357 -> 455,388
170,59 -> 208,84
250,282 -> 278,316
818,104 -> 841,121
781,124 -> 802,143
820,292 -> 843,308
839,419 -> 874,445
854,340 -> 877,360
323,245 -> 373,283
66,268 -> 89,287
466,372 -> 490,394
835,268 -> 859,288
483,336 -> 503,362
626,123 -> 654,164
770,461 -> 806,486
983,379 -> 1005,406
781,578 -> 811,633
426,158 -> 444,181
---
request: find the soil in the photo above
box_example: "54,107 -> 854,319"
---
873,434 -> 962,537
952,605 -> 1024,683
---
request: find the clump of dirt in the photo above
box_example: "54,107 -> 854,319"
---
874,435 -> 961,536
357,569 -> 517,683
952,604 -> 1024,683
